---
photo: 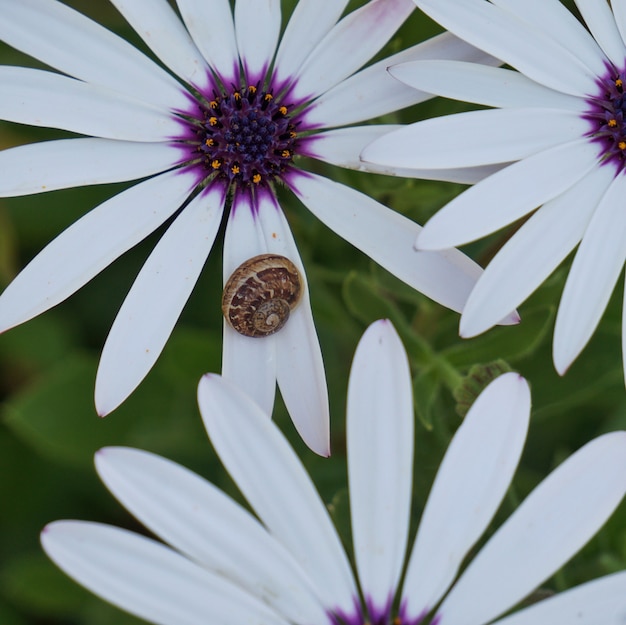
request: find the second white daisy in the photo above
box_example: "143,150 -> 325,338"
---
364,0 -> 626,382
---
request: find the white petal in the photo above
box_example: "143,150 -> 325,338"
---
460,165 -> 613,338
288,171 -> 494,317
273,0 -> 349,87
109,0 -> 211,89
42,521 -> 285,625
413,0 -> 598,96
0,169 -> 197,333
221,323 -> 277,417
348,320 -> 413,611
623,275 -> 626,385
610,0 -> 626,57
256,192 -> 330,457
437,431 -> 626,625
235,0 -> 281,84
197,375 -> 358,613
389,61 -> 583,111
0,67 -> 181,141
95,185 -> 225,415
401,373 -> 530,619
176,0 -> 239,83
574,0 -> 626,66
302,32 -> 500,129
221,192 -> 277,418
492,572 -> 626,625
0,138 -> 178,197
553,171 -> 626,374
490,0 -> 606,76
95,447 -> 327,625
416,140 -> 600,250
306,125 -> 505,184
0,0 -> 187,110
291,0 -> 414,101
362,108 -> 589,170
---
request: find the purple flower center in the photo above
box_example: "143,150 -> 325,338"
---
180,83 -> 300,188
585,65 -> 626,173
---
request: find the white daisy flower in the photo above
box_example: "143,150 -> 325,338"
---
363,0 -> 626,382
42,320 -> 626,625
0,0 -> 504,455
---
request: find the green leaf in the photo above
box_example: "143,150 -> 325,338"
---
342,271 -> 398,326
2,353 -> 205,469
159,327 -> 221,389
0,314 -> 79,373
3,355 -> 134,468
413,368 -> 441,431
444,307 -> 554,368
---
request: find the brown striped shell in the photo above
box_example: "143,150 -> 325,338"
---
221,254 -> 303,337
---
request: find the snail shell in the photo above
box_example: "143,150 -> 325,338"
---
222,254 -> 303,337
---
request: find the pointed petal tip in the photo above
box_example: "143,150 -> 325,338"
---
197,372 -> 230,407
95,406 -> 108,419
502,310 -> 522,326
553,357 -> 571,377
298,415 -> 331,457
94,397 -> 113,418
40,520 -> 67,545
94,446 -> 121,467
553,337 -> 576,376
459,308 -> 521,338
94,375 -> 128,418
365,317 -> 399,337
315,442 -> 331,458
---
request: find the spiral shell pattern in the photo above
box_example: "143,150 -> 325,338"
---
222,254 -> 303,337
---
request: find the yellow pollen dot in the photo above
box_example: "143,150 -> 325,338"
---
281,150 -> 291,158
617,78 -> 623,88
205,138 -> 215,147
234,92 -> 241,101
248,85 -> 257,94
279,105 -> 288,115
393,618 -> 402,625
209,116 -> 218,126
289,131 -> 297,138
619,141 -> 626,150
210,100 -> 219,109
211,159 -> 221,169
264,93 -> 273,102
231,165 -> 240,174
609,118 -> 618,128
252,173 -> 262,184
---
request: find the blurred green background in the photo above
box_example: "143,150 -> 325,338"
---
1,1 -> 625,624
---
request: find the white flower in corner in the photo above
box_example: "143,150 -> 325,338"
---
364,0 -> 626,384
42,320 -> 626,625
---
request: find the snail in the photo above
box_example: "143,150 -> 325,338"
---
222,254 -> 303,337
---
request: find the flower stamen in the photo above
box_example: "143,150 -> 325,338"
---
185,83 -> 299,187
585,66 -> 626,173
